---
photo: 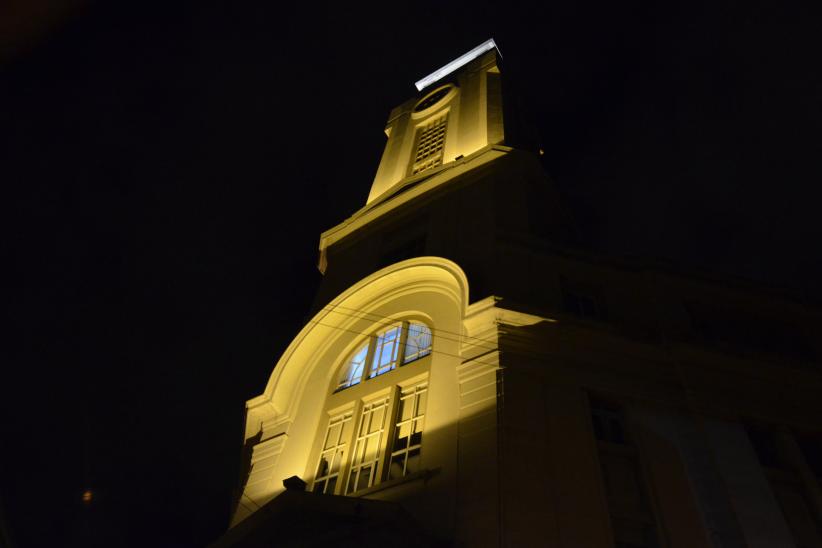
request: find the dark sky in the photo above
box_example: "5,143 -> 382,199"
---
3,1 -> 821,546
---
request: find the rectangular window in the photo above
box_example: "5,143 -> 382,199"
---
561,277 -> 603,320
347,397 -> 390,493
388,383 -> 427,480
591,401 -> 627,445
796,433 -> 822,480
317,377 -> 430,496
745,426 -> 822,547
562,289 -> 599,318
312,412 -> 353,495
589,398 -> 660,548
411,115 -> 447,175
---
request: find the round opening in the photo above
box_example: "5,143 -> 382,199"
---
413,85 -> 455,114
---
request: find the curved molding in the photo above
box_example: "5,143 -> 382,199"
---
247,257 -> 469,431
411,84 -> 458,119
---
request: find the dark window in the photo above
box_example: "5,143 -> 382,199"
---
745,426 -> 822,546
561,278 -> 604,320
589,397 -> 660,547
563,290 -> 598,318
591,399 -> 627,445
745,425 -> 787,470
796,434 -> 822,479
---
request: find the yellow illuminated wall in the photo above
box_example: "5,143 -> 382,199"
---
233,258 -> 472,531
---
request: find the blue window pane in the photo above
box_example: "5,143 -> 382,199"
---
338,342 -> 369,390
369,325 -> 401,378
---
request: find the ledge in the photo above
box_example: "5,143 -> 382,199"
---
353,467 -> 440,498
318,145 -> 514,252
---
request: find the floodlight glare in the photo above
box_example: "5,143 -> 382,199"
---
414,38 -> 502,92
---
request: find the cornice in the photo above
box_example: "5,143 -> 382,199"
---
318,145 -> 514,258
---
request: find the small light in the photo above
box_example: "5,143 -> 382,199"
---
539,148 -> 545,156
82,489 -> 93,504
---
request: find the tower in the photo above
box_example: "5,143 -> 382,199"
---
216,41 -> 822,548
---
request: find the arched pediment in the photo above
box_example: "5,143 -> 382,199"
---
246,257 -> 468,438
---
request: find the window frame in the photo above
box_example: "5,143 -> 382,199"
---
310,375 -> 430,497
309,321 -> 432,497
310,320 -> 433,496
311,409 -> 354,495
560,276 -> 605,321
368,323 -> 405,379
335,320 -> 433,392
345,392 -> 394,494
387,382 -> 427,481
587,396 -> 665,548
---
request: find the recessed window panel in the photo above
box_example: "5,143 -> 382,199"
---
411,115 -> 447,175
347,398 -> 390,493
388,383 -> 427,481
311,412 -> 352,495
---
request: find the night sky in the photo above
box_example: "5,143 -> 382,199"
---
3,1 -> 821,546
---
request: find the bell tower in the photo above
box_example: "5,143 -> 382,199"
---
314,39 -> 573,313
221,39 -> 576,547
368,39 -> 505,204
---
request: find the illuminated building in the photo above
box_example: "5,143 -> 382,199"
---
214,40 -> 822,547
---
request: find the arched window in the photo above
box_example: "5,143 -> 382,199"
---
312,320 -> 433,495
336,321 -> 433,391
337,343 -> 369,390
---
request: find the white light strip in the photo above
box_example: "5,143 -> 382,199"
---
414,38 -> 501,92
